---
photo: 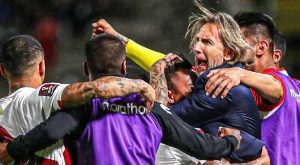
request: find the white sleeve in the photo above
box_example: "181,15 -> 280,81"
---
0,83 -> 68,136
25,83 -> 69,114
156,144 -> 204,165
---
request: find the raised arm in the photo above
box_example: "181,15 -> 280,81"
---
91,19 -> 165,72
62,76 -> 155,112
205,67 -> 283,104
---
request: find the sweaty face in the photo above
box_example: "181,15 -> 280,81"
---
169,70 -> 194,104
193,23 -> 227,75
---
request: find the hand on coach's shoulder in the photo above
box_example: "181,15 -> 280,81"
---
205,67 -> 243,99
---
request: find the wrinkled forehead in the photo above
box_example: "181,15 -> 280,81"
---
198,23 -> 222,42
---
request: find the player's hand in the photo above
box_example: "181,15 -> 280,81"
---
163,53 -> 183,66
92,19 -> 118,38
153,53 -> 183,70
218,127 -> 241,150
138,80 -> 156,114
151,53 -> 183,79
0,142 -> 14,164
205,67 -> 244,99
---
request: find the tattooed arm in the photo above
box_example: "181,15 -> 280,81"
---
150,58 -> 169,105
150,53 -> 182,105
61,76 -> 155,112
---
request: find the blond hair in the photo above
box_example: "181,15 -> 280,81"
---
186,0 -> 250,63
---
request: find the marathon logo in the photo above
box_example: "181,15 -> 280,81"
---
98,101 -> 147,115
94,94 -> 147,115
39,84 -> 59,96
290,89 -> 300,103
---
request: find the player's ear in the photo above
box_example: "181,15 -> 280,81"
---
83,61 -> 89,76
0,64 -> 7,78
224,48 -> 235,62
256,40 -> 269,57
121,60 -> 127,75
168,90 -> 175,105
273,48 -> 282,64
38,60 -> 45,78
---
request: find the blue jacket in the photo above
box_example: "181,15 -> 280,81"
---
171,63 -> 263,162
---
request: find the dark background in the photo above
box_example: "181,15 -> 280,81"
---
0,0 -> 299,97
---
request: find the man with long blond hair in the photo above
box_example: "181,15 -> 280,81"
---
92,1 -> 265,163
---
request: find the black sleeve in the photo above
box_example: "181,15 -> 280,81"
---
7,107 -> 86,160
151,102 -> 238,160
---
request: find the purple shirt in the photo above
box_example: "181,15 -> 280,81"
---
76,94 -> 163,165
261,68 -> 300,165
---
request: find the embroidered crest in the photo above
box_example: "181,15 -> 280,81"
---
39,84 -> 59,96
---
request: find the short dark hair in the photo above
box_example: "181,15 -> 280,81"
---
0,35 -> 44,76
274,30 -> 287,57
165,57 -> 196,90
85,34 -> 125,77
234,12 -> 276,54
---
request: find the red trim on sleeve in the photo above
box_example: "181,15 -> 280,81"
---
34,148 -> 72,165
39,159 -> 59,165
250,88 -> 266,109
291,77 -> 300,89
58,100 -> 63,109
255,71 -> 285,112
263,68 -> 285,74
198,129 -> 204,134
63,148 -> 73,165
291,78 -> 298,82
0,127 -> 13,142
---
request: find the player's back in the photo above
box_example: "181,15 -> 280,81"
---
0,87 -> 46,136
77,93 -> 163,165
0,85 -> 70,165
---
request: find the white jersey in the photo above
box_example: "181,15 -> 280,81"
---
156,143 -> 206,165
0,83 -> 69,165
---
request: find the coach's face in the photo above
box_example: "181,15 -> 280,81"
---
193,23 -> 234,75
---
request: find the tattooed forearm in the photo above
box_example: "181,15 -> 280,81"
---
61,76 -> 155,109
150,60 -> 169,105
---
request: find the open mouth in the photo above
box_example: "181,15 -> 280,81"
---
195,59 -> 208,72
